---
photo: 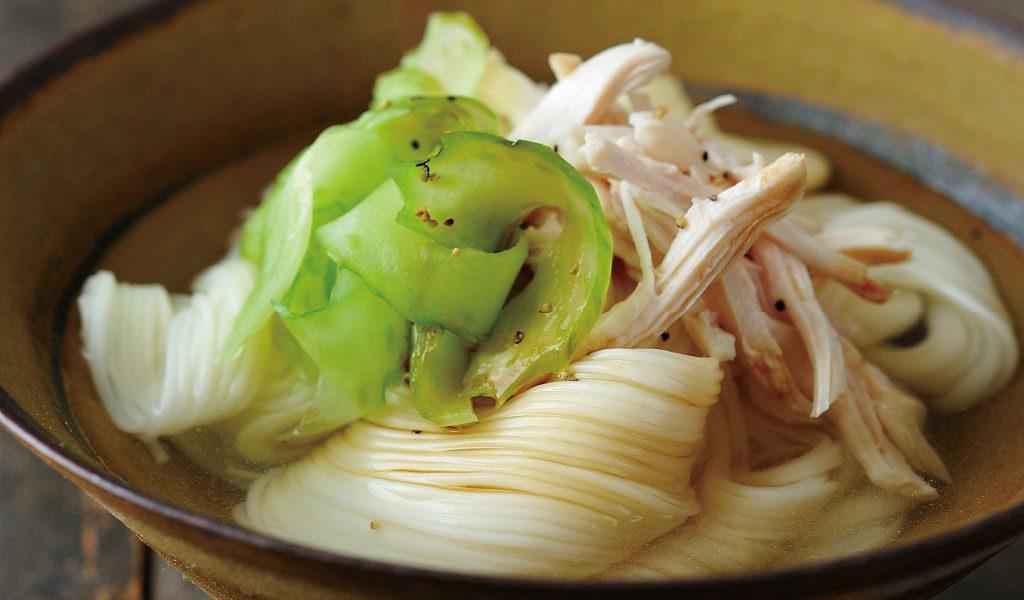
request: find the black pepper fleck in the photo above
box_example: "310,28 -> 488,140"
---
411,139 -> 420,150
420,164 -> 439,182
513,331 -> 525,344
660,332 -> 670,341
775,299 -> 786,312
415,206 -> 439,228
702,150 -> 709,161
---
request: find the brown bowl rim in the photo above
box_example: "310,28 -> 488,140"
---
2,0 -> 1024,595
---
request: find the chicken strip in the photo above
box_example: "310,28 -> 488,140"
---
826,345 -> 939,498
843,339 -> 951,483
710,262 -> 813,415
512,39 -> 671,143
548,52 -> 581,80
589,176 -> 642,276
751,239 -> 846,417
583,135 -> 717,202
682,306 -> 737,363
630,110 -> 722,184
585,153 -> 806,351
765,218 -> 891,303
619,181 -> 678,258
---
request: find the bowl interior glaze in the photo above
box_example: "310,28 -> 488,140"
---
2,1 -> 1024,599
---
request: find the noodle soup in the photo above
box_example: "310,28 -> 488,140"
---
63,13 -> 1022,581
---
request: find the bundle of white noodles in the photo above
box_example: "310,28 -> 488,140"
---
76,36 -> 1019,579
78,256 -> 275,443
606,385 -> 845,578
239,350 -> 722,577
799,194 -> 1019,414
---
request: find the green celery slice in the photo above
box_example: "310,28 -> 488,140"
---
230,93 -> 508,426
390,132 -> 613,403
232,97 -> 498,352
409,324 -> 476,426
227,128 -> 394,354
372,67 -> 444,107
240,151 -> 304,266
224,159 -> 314,357
355,96 -> 498,160
400,12 -> 489,96
305,126 -> 396,220
318,179 -> 528,342
280,242 -> 336,314
275,269 -> 409,439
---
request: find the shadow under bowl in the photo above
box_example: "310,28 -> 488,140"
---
2,1 -> 1024,598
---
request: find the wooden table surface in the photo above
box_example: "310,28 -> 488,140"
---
1,1 -> 1023,598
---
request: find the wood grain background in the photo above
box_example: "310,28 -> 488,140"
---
0,1 -> 1021,598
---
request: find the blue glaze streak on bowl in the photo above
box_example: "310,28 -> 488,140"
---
892,0 -> 1024,56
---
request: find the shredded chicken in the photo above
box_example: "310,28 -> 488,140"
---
617,181 -> 677,259
583,135 -> 717,201
750,239 -> 847,417
828,368 -> 936,497
589,177 -> 642,275
506,39 -> 959,505
629,111 -> 731,191
548,52 -> 582,80
838,339 -> 951,485
765,218 -> 891,303
585,153 -> 806,351
709,262 -> 813,415
682,307 -> 737,363
685,94 -> 738,130
511,39 -> 670,143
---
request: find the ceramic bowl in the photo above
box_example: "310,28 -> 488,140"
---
1,1 -> 1023,598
